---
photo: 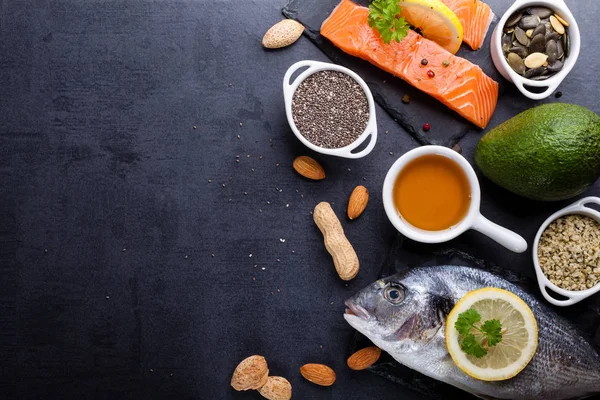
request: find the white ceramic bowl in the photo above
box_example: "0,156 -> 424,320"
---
490,0 -> 580,100
283,60 -> 377,159
382,146 -> 528,253
533,196 -> 600,306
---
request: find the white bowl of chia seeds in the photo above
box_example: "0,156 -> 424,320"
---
283,60 -> 377,159
490,0 -> 580,100
533,196 -> 600,306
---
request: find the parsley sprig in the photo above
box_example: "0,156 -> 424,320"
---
455,309 -> 503,358
368,0 -> 410,44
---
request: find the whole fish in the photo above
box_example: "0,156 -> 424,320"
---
344,266 -> 600,399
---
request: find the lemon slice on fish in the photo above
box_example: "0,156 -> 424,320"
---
446,288 -> 538,381
399,0 -> 464,54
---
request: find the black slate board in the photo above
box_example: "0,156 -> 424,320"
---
282,0 -> 505,146
348,235 -> 600,399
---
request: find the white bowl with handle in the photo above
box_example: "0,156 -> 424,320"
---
490,0 -> 580,100
382,146 -> 528,253
533,197 -> 600,306
283,60 -> 377,159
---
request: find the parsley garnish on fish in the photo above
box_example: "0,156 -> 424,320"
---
455,309 -> 503,358
367,0 -> 410,44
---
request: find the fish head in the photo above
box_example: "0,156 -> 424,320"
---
344,272 -> 453,354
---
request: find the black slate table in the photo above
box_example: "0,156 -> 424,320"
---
2,1 -> 599,399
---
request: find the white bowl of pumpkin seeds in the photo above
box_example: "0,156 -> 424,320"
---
283,60 -> 377,159
533,197 -> 600,306
491,0 -> 580,100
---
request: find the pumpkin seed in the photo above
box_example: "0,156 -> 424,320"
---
554,14 -> 569,27
508,52 -> 526,74
506,12 -> 523,27
556,39 -> 564,59
545,32 -> 560,42
529,34 -> 546,53
519,15 -> 541,29
515,26 -> 530,46
524,52 -> 548,69
546,40 -> 558,64
547,60 -> 564,73
502,34 -> 512,53
550,15 -> 565,35
524,67 -> 546,79
502,6 -> 569,81
532,24 -> 546,38
527,7 -> 553,19
509,45 -> 528,58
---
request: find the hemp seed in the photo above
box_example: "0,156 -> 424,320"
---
537,214 -> 600,291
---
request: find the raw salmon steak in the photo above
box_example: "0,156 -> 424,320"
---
440,0 -> 494,50
320,0 -> 498,129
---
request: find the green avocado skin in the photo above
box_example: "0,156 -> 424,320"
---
474,103 -> 600,201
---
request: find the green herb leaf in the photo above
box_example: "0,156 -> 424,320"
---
461,333 -> 488,358
367,0 -> 410,44
455,308 -> 503,358
481,319 -> 503,347
455,308 -> 481,336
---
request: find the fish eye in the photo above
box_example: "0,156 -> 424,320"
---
384,284 -> 405,304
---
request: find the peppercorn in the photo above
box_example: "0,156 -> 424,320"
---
423,123 -> 431,131
427,70 -> 435,78
421,58 -> 428,66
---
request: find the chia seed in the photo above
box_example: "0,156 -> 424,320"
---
292,70 -> 369,149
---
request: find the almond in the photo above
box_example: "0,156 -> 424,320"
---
262,19 -> 304,49
258,376 -> 292,400
347,346 -> 381,370
347,185 -> 369,220
231,355 -> 269,391
299,363 -> 336,386
293,156 -> 325,180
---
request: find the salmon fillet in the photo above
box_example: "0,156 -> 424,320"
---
320,0 -> 498,129
440,0 -> 494,50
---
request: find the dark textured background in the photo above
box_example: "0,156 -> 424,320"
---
1,0 -> 599,399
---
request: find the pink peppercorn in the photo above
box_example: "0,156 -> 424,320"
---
427,70 -> 435,78
423,123 -> 431,131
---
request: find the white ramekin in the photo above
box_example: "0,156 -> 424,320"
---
283,60 -> 377,159
533,197 -> 600,306
382,146 -> 528,253
490,0 -> 580,100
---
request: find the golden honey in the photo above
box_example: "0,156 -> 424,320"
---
393,154 -> 471,231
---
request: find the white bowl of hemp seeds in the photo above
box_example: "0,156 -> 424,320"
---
533,196 -> 600,306
283,60 -> 377,159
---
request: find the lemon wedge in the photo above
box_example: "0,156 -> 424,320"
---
446,287 -> 538,381
399,0 -> 464,54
